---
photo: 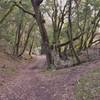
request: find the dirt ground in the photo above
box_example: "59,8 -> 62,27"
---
0,48 -> 100,100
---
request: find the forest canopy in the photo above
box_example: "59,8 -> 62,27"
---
0,0 -> 100,68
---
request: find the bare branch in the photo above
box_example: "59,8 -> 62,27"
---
0,4 -> 15,24
13,1 -> 35,17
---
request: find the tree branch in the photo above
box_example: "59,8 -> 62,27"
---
13,1 -> 35,17
0,4 -> 15,24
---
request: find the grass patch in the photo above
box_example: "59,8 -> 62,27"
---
75,67 -> 100,100
0,66 -> 17,76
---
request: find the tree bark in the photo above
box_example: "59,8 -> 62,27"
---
68,0 -> 80,64
18,22 -> 34,56
31,4 -> 53,67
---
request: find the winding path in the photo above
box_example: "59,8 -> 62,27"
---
0,55 -> 100,100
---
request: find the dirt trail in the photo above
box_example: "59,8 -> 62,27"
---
0,55 -> 100,100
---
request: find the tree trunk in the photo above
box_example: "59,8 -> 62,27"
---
18,22 -> 34,56
13,21 -> 22,56
68,0 -> 80,64
29,36 -> 34,55
31,5 -> 53,67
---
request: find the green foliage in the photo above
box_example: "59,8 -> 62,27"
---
0,0 -> 100,57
